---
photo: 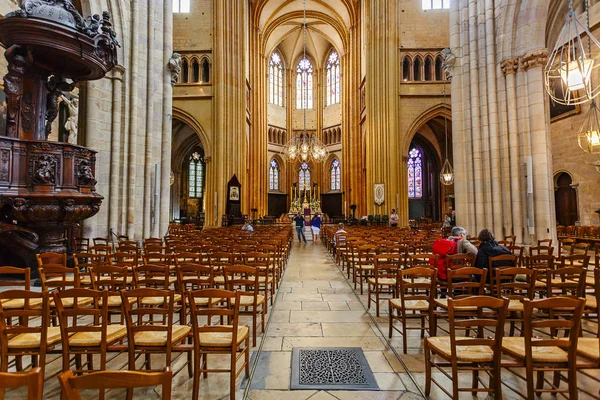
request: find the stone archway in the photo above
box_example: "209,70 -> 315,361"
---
554,171 -> 578,226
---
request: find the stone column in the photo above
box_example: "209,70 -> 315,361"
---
210,0 -> 247,226
364,0 -> 399,219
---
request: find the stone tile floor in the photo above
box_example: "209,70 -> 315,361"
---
3,239 -> 600,399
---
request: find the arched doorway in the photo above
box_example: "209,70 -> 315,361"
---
554,172 -> 578,226
171,118 -> 207,224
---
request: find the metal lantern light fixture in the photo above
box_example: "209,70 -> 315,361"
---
544,0 -> 600,105
440,82 -> 454,185
282,0 -> 328,163
578,99 -> 600,153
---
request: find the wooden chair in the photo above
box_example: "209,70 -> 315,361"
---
558,237 -> 575,257
388,266 -> 436,353
505,235 -> 517,246
73,252 -> 103,287
90,265 -> 133,323
188,289 -> 249,400
58,367 -> 172,400
529,245 -> 554,256
425,296 -> 508,399
367,253 -> 401,316
354,244 -> 378,294
36,252 -> 66,268
0,290 -> 58,392
537,238 -> 553,248
244,252 -> 275,308
501,297 -> 586,400
121,288 -> 191,372
507,245 -> 524,266
432,267 -> 487,336
0,267 -> 31,295
54,288 -> 127,374
524,254 -> 554,297
487,254 -> 518,294
223,265 -> 266,347
0,367 -> 43,400
74,238 -> 90,253
576,267 -> 600,397
494,267 -> 537,336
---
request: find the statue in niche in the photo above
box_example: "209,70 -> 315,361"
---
168,53 -> 182,85
60,94 -> 79,144
441,47 -> 455,80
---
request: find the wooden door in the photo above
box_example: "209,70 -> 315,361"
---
554,173 -> 578,226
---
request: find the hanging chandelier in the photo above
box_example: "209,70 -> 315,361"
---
578,99 -> 600,153
440,81 -> 454,185
282,0 -> 328,163
544,0 -> 600,105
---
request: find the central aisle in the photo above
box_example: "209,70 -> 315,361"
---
246,241 -> 424,400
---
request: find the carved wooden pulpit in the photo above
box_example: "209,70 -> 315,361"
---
0,1 -> 119,273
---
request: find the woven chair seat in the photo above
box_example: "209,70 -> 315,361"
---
192,296 -> 223,306
8,327 -> 62,349
213,276 -> 225,283
585,294 -> 597,310
133,325 -> 191,346
140,293 -> 182,306
182,276 -> 210,282
99,276 -> 135,283
403,278 -> 432,285
198,325 -> 249,347
427,337 -> 494,362
502,337 -> 569,363
0,297 -> 43,309
577,337 -> 600,361
98,295 -> 136,307
69,324 -> 127,346
507,299 -> 524,312
257,276 -> 274,283
233,295 -> 265,307
367,277 -> 396,286
149,276 -> 178,285
434,298 -> 477,311
586,276 -> 595,286
49,296 -> 94,308
389,298 -> 429,311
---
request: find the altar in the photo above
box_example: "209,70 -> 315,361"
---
288,184 -> 321,225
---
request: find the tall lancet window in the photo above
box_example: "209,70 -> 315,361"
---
269,51 -> 284,106
269,159 -> 280,191
299,163 -> 311,191
188,151 -> 204,198
330,159 -> 341,190
407,147 -> 423,199
296,57 -> 313,109
326,50 -> 341,106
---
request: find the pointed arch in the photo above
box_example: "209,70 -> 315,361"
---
424,55 -> 434,81
172,107 -> 212,158
413,55 -> 423,81
402,55 -> 412,81
269,50 -> 284,106
404,103 -> 452,154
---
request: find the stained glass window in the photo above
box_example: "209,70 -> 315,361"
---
408,147 -> 422,199
299,163 -> 311,191
173,0 -> 190,13
296,57 -> 313,109
330,159 -> 341,190
269,159 -> 279,191
188,151 -> 204,198
326,50 -> 341,106
269,51 -> 284,106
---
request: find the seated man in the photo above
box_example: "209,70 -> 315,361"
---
448,226 -> 478,256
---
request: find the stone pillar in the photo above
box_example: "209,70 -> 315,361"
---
364,0 -> 399,220
451,0 -> 556,244
160,0 -> 174,236
209,0 -> 247,226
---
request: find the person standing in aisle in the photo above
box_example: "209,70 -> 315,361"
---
311,213 -> 322,243
294,212 -> 307,243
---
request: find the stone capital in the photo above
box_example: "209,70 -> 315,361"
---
518,49 -> 548,72
204,155 -> 212,163
500,57 -> 518,76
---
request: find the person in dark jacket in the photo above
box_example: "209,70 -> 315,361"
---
473,228 -> 513,281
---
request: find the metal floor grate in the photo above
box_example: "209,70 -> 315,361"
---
291,347 -> 379,390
